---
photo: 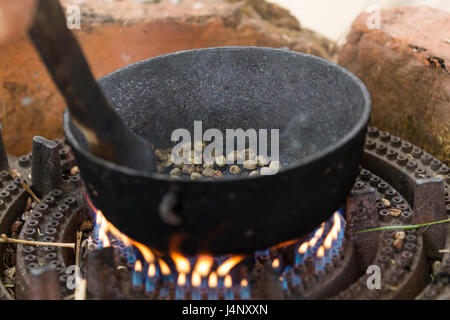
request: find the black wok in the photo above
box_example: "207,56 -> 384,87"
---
63,47 -> 371,255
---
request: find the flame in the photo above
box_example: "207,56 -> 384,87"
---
134,260 -> 143,272
194,255 -> 214,277
324,233 -> 333,250
270,238 -> 302,250
217,256 -> 244,277
171,252 -> 191,274
192,272 -> 201,287
224,275 -> 233,288
177,273 -> 187,286
148,263 -> 156,277
240,279 -> 248,287
331,225 -> 338,241
298,242 -> 309,254
132,241 -> 155,263
158,259 -> 171,276
272,258 -> 280,268
309,237 -> 318,248
208,272 -> 218,288
317,246 -> 324,258
314,226 -> 324,239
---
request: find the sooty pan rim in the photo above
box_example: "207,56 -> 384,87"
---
63,46 -> 371,183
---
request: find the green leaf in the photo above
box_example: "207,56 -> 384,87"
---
356,218 -> 450,234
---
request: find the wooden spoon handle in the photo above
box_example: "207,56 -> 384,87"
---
28,0 -> 155,171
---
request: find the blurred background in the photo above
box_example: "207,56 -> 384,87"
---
271,0 -> 450,41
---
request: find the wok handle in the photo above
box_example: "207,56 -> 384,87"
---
28,0 -> 156,172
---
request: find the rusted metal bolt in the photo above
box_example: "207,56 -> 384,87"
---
6,184 -> 18,195
0,171 -> 10,181
438,166 -> 449,175
404,242 -> 416,253
390,136 -> 401,147
45,227 -> 57,236
369,176 -> 380,187
414,168 -> 426,178
58,204 -> 70,214
13,178 -> 23,186
365,140 -> 376,150
25,254 -> 37,262
430,159 -> 442,171
27,219 -> 39,227
405,234 -> 417,243
421,153 -> 432,165
43,196 -> 56,207
23,246 -> 35,254
44,236 -> 55,242
36,203 -> 49,214
412,148 -> 423,159
70,175 -> 81,183
406,161 -> 417,172
400,211 -> 412,223
30,211 -> 43,222
376,144 -> 387,155
58,148 -> 69,159
387,149 -> 397,160
401,142 -> 412,153
379,131 -> 390,142
377,182 -> 389,193
52,212 -> 64,220
49,221 -> 60,230
353,181 -> 366,190
0,191 -> 11,202
45,253 -> 57,260
63,196 -> 77,207
49,189 -> 63,199
379,209 -> 392,222
396,155 -> 408,166
385,189 -> 397,200
367,127 -> 379,137
18,155 -> 31,167
360,169 -> 371,181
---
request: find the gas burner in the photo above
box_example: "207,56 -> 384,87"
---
0,127 -> 448,300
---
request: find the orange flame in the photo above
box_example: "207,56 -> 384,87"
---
192,272 -> 201,287
148,263 -> 156,277
177,273 -> 187,286
134,260 -> 143,272
158,259 -> 171,276
324,233 -> 333,250
272,258 -> 280,268
240,279 -> 248,287
298,242 -> 309,254
309,237 -> 318,248
194,255 -> 214,277
317,246 -> 325,258
217,256 -> 245,277
224,275 -> 233,288
171,252 -> 191,274
208,272 -> 218,288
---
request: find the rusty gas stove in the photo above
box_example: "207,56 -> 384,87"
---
0,127 -> 448,300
